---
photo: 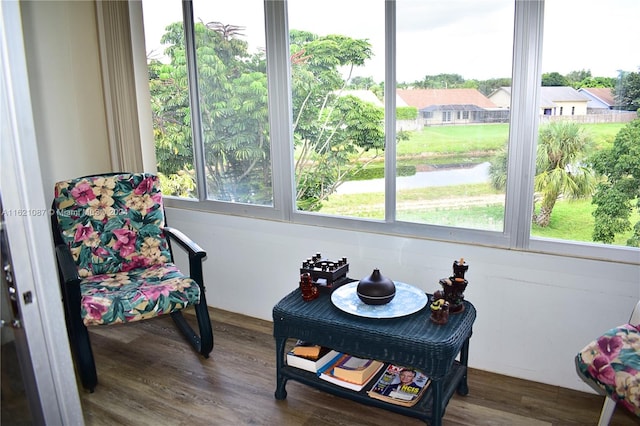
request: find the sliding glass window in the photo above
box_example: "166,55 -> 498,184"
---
139,0 -> 639,263
394,0 -> 514,231
531,0 -> 640,249
143,0 -> 272,205
288,0 -> 386,216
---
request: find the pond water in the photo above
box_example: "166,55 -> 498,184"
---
336,162 -> 491,194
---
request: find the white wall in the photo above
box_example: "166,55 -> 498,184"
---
166,207 -> 640,393
20,0 -> 111,193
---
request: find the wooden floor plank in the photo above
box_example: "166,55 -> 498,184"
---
3,307 -> 639,425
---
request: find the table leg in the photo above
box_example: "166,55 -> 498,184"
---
274,336 -> 288,400
431,379 -> 443,426
457,335 -> 471,396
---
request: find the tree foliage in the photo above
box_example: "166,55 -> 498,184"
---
289,30 -> 385,210
149,23 -> 386,209
541,72 -> 569,87
590,118 -> 640,246
148,21 -> 270,202
614,71 -> 640,111
489,122 -> 597,227
533,122 -> 597,227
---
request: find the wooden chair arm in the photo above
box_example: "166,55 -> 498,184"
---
163,226 -> 206,260
163,226 -> 207,287
55,244 -> 80,286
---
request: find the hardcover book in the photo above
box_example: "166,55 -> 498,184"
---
286,342 -> 341,374
332,355 -> 385,384
318,354 -> 384,391
291,341 -> 323,358
367,364 -> 430,406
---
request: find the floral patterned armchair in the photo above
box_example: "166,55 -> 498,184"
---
51,173 -> 213,392
575,300 -> 640,425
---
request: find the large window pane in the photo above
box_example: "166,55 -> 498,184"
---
191,0 -> 272,205
142,0 -> 196,198
533,0 -> 640,247
393,0 -> 514,231
288,0 -> 386,215
143,0 -> 272,204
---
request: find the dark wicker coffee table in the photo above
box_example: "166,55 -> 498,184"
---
272,285 -> 476,425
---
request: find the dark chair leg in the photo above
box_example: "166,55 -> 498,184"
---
171,300 -> 213,358
195,288 -> 213,357
62,277 -> 98,392
73,322 -> 98,392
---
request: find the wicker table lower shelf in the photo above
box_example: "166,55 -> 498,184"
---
272,286 -> 476,426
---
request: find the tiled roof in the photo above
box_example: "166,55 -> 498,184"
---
578,87 -> 615,106
396,88 -> 497,109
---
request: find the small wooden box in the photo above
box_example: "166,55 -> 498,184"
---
300,253 -> 350,293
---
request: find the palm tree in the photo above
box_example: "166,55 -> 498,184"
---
533,121 -> 596,227
489,121 -> 597,227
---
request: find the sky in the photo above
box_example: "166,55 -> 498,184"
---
142,0 -> 639,84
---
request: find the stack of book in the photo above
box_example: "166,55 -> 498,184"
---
287,341 -> 429,404
318,354 -> 384,391
286,341 -> 341,373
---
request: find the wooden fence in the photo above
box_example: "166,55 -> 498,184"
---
397,111 -> 637,131
540,111 -> 637,124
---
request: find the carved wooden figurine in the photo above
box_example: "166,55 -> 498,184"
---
430,298 -> 450,325
299,272 -> 319,301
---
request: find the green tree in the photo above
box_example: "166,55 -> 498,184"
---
591,118 -> 640,246
489,122 -> 596,227
396,106 -> 417,120
488,145 -> 508,190
576,76 -> 616,89
348,76 -> 376,89
148,58 -> 195,179
414,73 -> 466,89
148,21 -> 270,201
566,69 -> 592,88
541,72 -> 569,87
533,122 -> 597,227
150,24 -> 387,208
477,78 -> 512,96
289,30 -> 385,211
614,71 -> 640,111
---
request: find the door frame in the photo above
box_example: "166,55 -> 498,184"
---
1,1 -> 83,424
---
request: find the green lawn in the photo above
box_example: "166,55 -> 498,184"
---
321,190 -> 637,246
397,123 -> 509,156
395,122 -> 624,158
320,121 -> 635,246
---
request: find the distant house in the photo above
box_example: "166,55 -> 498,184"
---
396,88 -> 505,125
335,89 -> 383,107
577,87 -> 617,112
489,86 -> 590,116
487,87 -> 511,109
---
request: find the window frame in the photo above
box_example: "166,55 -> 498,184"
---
154,0 -> 639,265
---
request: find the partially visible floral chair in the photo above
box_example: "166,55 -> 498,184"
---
51,173 -> 213,392
575,300 -> 640,425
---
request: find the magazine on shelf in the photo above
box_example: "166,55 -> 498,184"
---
332,355 -> 385,384
318,354 -> 384,391
367,364 -> 430,406
286,341 -> 341,373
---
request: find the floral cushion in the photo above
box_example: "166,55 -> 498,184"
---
53,173 -> 200,326
80,263 -> 200,326
576,323 -> 640,417
53,173 -> 171,276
